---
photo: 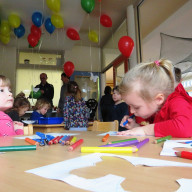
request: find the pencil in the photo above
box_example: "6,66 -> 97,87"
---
122,115 -> 135,126
81,147 -> 138,153
175,151 -> 192,160
68,139 -> 84,151
135,138 -> 149,149
108,138 -> 137,144
70,136 -> 77,145
25,137 -> 39,146
153,135 -> 172,144
100,140 -> 138,147
102,134 -> 109,142
66,136 -> 74,145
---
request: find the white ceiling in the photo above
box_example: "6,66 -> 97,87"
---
0,0 -> 133,51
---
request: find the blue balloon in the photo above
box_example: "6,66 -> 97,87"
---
45,18 -> 55,34
14,24 -> 25,38
32,12 -> 44,27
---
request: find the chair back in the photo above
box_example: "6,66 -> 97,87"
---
92,120 -> 119,132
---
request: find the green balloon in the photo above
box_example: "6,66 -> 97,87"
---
81,0 -> 95,14
30,90 -> 41,99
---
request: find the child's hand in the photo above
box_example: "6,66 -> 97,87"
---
13,121 -> 24,131
117,124 -> 155,136
120,115 -> 139,130
117,127 -> 146,136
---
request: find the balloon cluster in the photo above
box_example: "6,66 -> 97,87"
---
28,12 -> 43,48
0,13 -> 24,44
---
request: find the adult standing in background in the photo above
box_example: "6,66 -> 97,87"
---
57,72 -> 70,117
35,73 -> 54,117
100,86 -> 114,122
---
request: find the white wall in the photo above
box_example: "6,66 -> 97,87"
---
142,1 -> 192,62
0,45 -> 17,92
65,45 -> 101,72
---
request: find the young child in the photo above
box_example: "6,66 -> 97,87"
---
6,93 -> 30,121
30,98 -> 50,123
109,86 -> 129,131
0,75 -> 24,136
63,81 -> 89,130
118,59 -> 192,138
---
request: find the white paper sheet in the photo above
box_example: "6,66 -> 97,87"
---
176,178 -> 192,192
26,153 -> 192,192
160,140 -> 192,156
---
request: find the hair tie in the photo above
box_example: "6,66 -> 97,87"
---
154,60 -> 160,66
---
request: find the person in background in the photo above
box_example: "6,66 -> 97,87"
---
109,86 -> 129,131
57,72 -> 70,117
35,73 -> 54,117
100,86 -> 114,122
30,98 -> 51,123
0,75 -> 24,136
6,93 -> 30,122
174,67 -> 182,87
63,81 -> 89,130
118,59 -> 192,138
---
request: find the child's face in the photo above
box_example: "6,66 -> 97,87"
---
19,106 -> 29,117
112,90 -> 122,103
122,91 -> 159,119
0,86 -> 13,111
39,104 -> 49,115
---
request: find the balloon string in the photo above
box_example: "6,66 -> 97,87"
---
111,27 -> 115,49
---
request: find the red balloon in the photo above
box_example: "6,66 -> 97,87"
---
27,33 -> 39,47
118,36 -> 134,58
63,61 -> 75,77
31,25 -> 41,40
66,28 -> 80,40
100,14 -> 112,27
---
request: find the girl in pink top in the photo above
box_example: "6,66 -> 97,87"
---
0,75 -> 24,136
118,59 -> 192,138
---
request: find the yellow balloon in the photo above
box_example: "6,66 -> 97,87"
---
0,34 -> 10,44
88,30 -> 98,43
51,14 -> 64,28
8,13 -> 21,28
0,20 -> 11,36
46,0 -> 60,13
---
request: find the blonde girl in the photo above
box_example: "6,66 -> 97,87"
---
118,59 -> 192,138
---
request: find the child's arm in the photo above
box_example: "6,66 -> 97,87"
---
117,124 -> 155,136
13,121 -> 24,135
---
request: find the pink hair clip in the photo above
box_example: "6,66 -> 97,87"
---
154,60 -> 160,66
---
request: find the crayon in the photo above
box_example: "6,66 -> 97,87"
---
81,147 -> 138,153
102,134 -> 109,142
48,136 -> 60,145
153,135 -> 172,144
100,140 -> 138,147
175,151 -> 192,160
185,141 -> 192,144
54,135 -> 63,144
122,115 -> 135,126
109,138 -> 137,144
66,136 -> 74,145
70,136 -> 77,145
46,135 -> 55,142
59,135 -> 68,143
68,139 -> 84,151
0,145 -> 36,152
135,138 -> 149,149
61,136 -> 71,145
25,137 -> 39,146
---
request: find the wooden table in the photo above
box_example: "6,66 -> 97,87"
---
0,132 -> 192,192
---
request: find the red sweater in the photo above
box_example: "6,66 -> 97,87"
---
154,83 -> 192,138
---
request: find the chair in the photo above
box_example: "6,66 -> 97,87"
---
92,120 -> 119,132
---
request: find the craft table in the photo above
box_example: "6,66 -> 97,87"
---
0,132 -> 192,192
